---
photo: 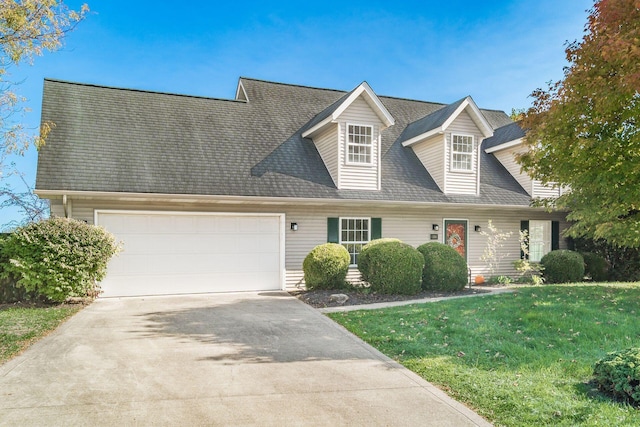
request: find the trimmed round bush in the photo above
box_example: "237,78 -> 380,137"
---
357,238 -> 402,283
540,250 -> 585,284
581,252 -> 609,282
594,347 -> 640,405
359,240 -> 423,295
1,217 -> 120,303
303,243 -> 350,290
417,242 -> 468,291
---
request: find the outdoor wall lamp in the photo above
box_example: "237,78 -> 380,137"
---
290,222 -> 298,231
474,225 -> 482,232
432,224 -> 439,231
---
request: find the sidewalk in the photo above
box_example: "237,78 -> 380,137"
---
318,286 -> 514,313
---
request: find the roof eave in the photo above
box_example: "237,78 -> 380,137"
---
485,137 -> 524,153
34,189 -> 552,211
401,128 -> 444,147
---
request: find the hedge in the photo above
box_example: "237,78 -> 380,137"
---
1,218 -> 120,302
303,243 -> 350,290
358,240 -> 423,295
417,242 -> 468,291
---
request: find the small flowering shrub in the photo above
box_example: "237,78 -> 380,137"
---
1,218 -> 120,302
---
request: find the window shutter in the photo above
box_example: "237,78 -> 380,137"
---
520,220 -> 529,259
551,221 -> 560,250
327,218 -> 339,243
371,218 -> 382,240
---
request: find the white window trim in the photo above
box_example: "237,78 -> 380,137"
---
339,216 -> 371,266
345,123 -> 374,166
528,220 -> 551,263
450,133 -> 475,173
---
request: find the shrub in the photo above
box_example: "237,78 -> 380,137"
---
417,242 -> 468,291
359,240 -> 423,295
581,252 -> 609,282
0,235 -> 36,303
594,347 -> 640,405
357,238 -> 401,283
540,250 -> 584,284
303,243 -> 350,290
573,237 -> 640,282
1,218 -> 120,303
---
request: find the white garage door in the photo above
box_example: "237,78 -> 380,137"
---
96,211 -> 284,297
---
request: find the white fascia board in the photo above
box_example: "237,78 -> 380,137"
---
235,79 -> 248,102
301,115 -> 334,138
333,82 -> 395,128
442,97 -> 494,138
401,128 -> 444,147
34,189 -> 556,211
484,138 -> 524,153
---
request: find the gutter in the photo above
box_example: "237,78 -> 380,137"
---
34,189 -> 555,212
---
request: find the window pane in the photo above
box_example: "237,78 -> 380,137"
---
339,218 -> 370,264
347,125 -> 373,164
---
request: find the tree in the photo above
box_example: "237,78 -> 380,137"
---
518,0 -> 640,248
0,1 -> 88,228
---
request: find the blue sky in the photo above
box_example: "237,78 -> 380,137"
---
1,0 -> 592,227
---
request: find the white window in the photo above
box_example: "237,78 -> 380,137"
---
340,217 -> 370,265
347,124 -> 373,164
529,220 -> 551,262
451,134 -> 474,171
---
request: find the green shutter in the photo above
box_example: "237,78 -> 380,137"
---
327,218 -> 339,243
520,220 -> 529,259
551,221 -> 560,250
371,218 -> 382,240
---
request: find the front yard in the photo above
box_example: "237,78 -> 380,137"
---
328,283 -> 640,426
0,304 -> 83,365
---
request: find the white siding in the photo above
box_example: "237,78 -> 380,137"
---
337,96 -> 380,190
444,110 -> 482,195
532,180 -> 562,199
52,198 -> 569,289
411,135 -> 445,191
313,124 -> 339,186
493,146 -> 532,195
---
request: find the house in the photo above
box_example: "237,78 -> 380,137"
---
35,77 -> 568,297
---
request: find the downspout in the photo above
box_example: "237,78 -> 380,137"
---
62,194 -> 68,218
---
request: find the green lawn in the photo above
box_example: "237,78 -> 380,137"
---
328,283 -> 640,427
0,304 -> 83,365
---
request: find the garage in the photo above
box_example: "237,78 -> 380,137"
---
95,211 -> 284,297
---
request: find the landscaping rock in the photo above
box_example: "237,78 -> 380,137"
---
329,294 -> 349,304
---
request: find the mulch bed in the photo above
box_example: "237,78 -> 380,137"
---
289,287 -> 491,308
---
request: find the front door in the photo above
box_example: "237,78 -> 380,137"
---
444,219 -> 468,260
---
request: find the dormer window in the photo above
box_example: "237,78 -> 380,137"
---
347,124 -> 373,165
451,134 -> 474,172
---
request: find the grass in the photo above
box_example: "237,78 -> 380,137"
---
328,283 -> 640,427
0,303 -> 83,365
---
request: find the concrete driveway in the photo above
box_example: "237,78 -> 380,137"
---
0,292 -> 490,426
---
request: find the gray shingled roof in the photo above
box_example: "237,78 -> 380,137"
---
36,77 -> 530,205
399,97 -> 466,143
484,122 -> 526,150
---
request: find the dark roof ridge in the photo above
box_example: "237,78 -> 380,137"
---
238,76 -> 348,95
43,78 -> 248,104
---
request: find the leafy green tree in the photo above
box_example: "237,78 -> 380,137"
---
518,0 -> 640,248
0,1 -> 88,227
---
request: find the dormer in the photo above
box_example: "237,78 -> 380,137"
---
400,96 -> 493,196
302,82 -> 394,190
484,123 -> 564,198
